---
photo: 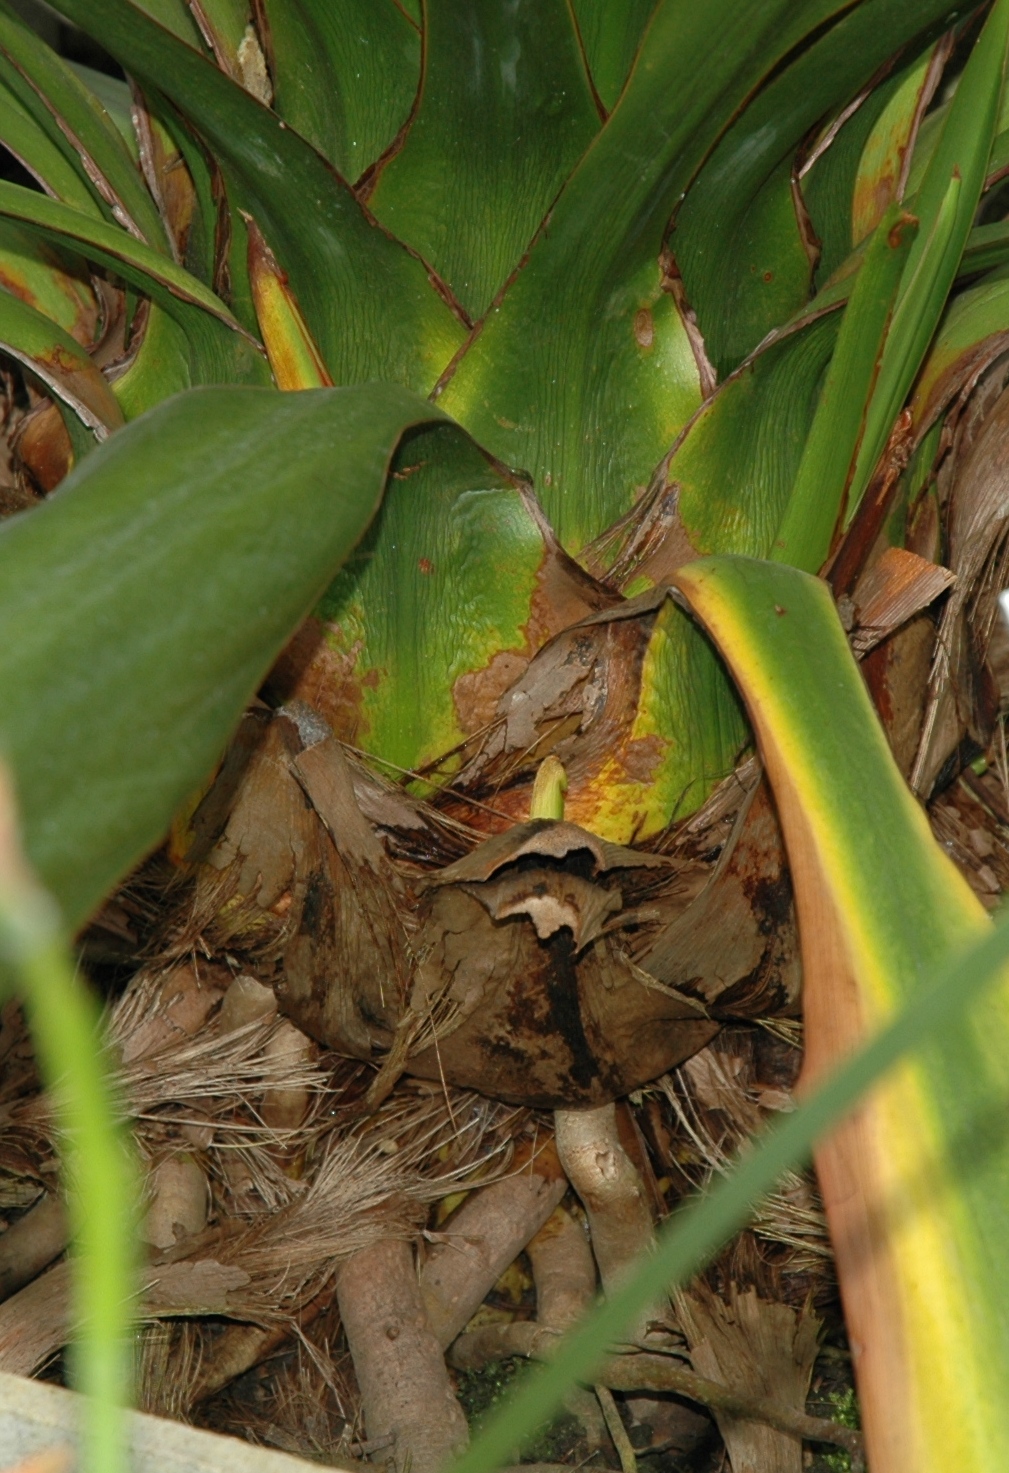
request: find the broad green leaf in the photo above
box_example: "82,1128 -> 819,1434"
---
851,43 -> 940,245
772,206 -> 917,572
670,555 -> 1009,1472
672,312 -> 842,562
0,788 -> 135,1473
0,181 -> 269,386
0,382 -> 449,930
369,0 -> 599,322
570,0 -> 656,113
313,428 -> 577,777
848,0 -> 1009,508
0,3 -> 169,249
438,0 -> 892,553
0,283 -> 124,440
674,0 -> 956,379
47,0 -> 466,391
453,906 -> 1009,1473
0,79 -> 102,213
256,0 -> 342,166
555,309 -> 840,837
291,0 -> 420,183
800,55 -> 915,288
0,217 -> 98,342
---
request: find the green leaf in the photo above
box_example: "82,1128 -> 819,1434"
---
0,789 -> 136,1473
800,52 -> 917,288
563,593 -> 748,842
673,556 -> 1009,1469
369,0 -> 599,322
772,205 -> 918,572
672,311 -> 842,562
0,217 -> 98,341
0,281 -> 124,439
47,0 -> 465,391
0,382 -> 449,931
0,78 -> 103,213
0,181 -> 268,386
132,0 -> 205,47
256,0 -> 343,167
961,217 -> 1009,276
570,0 -> 656,113
263,0 -> 421,184
311,427 -> 580,777
850,42 -> 940,246
848,0 -> 1009,509
437,0 -> 878,553
67,61 -> 138,155
566,304 -> 843,835
674,0 -> 956,379
0,3 -> 169,249
110,302 -> 197,418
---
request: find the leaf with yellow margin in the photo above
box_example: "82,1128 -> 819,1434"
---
670,554 -> 1009,1473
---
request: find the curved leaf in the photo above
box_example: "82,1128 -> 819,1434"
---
437,0 -> 873,553
909,262 -> 1009,435
0,217 -> 98,342
671,555 -> 1009,1472
0,181 -> 268,385
851,41 -> 942,245
0,5 -> 168,248
848,0 -> 1009,503
281,426 -> 616,783
0,283 -> 124,438
47,0 -> 466,391
0,78 -> 103,213
0,382 -> 449,931
674,0 -> 955,378
262,0 -> 418,185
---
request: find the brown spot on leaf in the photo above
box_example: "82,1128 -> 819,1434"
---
633,308 -> 654,349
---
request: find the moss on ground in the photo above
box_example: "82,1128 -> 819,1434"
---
454,1357 -> 584,1463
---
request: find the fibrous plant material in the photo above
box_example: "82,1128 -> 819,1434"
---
676,1283 -> 821,1473
336,1237 -> 469,1473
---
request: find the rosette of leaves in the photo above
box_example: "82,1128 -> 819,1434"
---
5,0 -> 1009,1468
